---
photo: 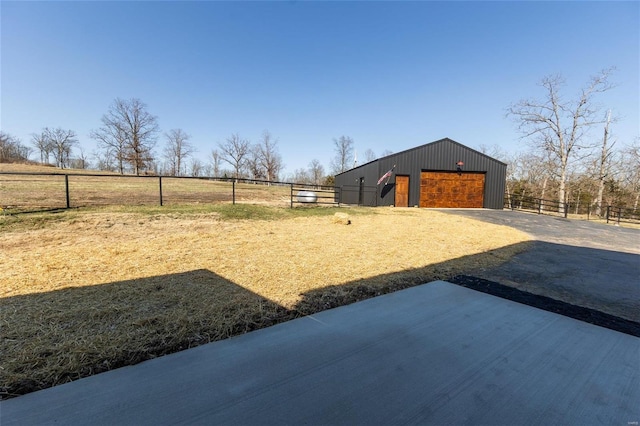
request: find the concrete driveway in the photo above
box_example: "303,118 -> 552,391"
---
441,210 -> 640,322
2,281 -> 638,426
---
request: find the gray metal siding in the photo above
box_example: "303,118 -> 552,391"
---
335,138 -> 507,209
335,161 -> 380,206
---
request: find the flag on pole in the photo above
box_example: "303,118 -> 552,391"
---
377,165 -> 396,185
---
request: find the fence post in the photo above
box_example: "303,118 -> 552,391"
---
606,205 -> 610,223
65,174 -> 70,209
159,176 -> 163,206
290,184 -> 293,208
538,198 -> 542,214
232,180 -> 236,205
564,201 -> 568,218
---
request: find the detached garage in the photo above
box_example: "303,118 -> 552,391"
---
335,138 -> 506,209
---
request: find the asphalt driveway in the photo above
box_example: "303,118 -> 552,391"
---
441,209 -> 640,322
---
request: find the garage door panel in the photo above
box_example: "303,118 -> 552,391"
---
420,171 -> 485,208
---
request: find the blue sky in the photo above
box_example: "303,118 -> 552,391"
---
2,1 -> 638,176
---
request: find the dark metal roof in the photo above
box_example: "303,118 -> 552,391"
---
336,137 -> 506,177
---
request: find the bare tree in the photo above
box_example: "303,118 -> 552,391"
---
92,98 -> 159,175
163,129 -> 194,176
381,149 -> 394,157
256,130 -> 283,182
70,146 -> 89,169
363,149 -> 376,163
246,145 -> 266,180
621,139 -> 640,212
526,151 -> 557,210
502,151 -> 521,208
594,111 -> 617,216
477,144 -> 522,205
308,159 -> 325,186
210,149 -> 222,177
91,120 -> 128,174
505,150 -> 557,210
121,99 -> 159,175
43,127 -> 78,169
477,144 -> 508,162
189,158 -> 204,177
508,68 -> 615,213
0,132 -> 30,163
148,160 -> 160,175
330,135 -> 354,174
31,131 -> 53,164
218,133 -> 250,179
92,147 -> 116,172
291,168 -> 312,184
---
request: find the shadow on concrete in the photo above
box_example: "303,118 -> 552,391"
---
3,240 -> 639,399
449,275 -> 640,337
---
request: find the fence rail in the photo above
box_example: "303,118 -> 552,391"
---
605,205 -> 640,225
0,172 -> 335,213
290,185 -> 340,207
504,194 -> 640,224
3,172 -> 638,223
504,194 -> 569,217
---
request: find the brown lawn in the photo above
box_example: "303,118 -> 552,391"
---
0,205 -> 531,399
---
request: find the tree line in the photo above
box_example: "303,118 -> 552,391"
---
1,67 -> 638,213
88,98 -> 290,180
1,98 -> 303,182
0,98 -> 382,185
502,68 -> 639,214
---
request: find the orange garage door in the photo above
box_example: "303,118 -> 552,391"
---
420,171 -> 485,208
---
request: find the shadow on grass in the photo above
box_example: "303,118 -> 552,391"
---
295,241 -> 640,336
2,241 -> 639,399
0,270 -> 294,399
1,207 -> 69,215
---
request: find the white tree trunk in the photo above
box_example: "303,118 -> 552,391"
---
596,180 -> 606,216
559,167 -> 567,215
595,111 -> 611,216
540,176 -> 548,212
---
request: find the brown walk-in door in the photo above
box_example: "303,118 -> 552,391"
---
395,175 -> 409,207
419,171 -> 485,208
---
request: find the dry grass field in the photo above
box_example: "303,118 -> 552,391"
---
0,163 -> 294,211
0,203 -> 531,399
